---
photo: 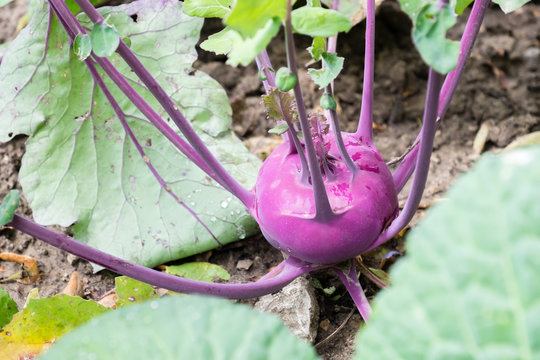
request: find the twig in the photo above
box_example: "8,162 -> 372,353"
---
315,307 -> 356,349
386,138 -> 420,166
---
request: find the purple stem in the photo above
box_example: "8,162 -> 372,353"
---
8,214 -> 331,298
438,0 -> 490,120
326,0 -> 338,93
354,0 -> 375,145
84,59 -> 221,245
255,51 -> 276,92
354,258 -> 388,289
334,261 -> 371,322
255,52 -> 308,173
325,87 -> 357,174
71,0 -> 255,210
275,94 -> 310,183
392,0 -> 490,191
285,0 -> 335,221
366,68 -> 443,252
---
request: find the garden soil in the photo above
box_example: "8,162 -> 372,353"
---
1,1 -> 539,359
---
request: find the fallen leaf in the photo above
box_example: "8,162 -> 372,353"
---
0,294 -> 108,360
114,276 -> 158,308
61,272 -> 84,297
0,252 -> 40,283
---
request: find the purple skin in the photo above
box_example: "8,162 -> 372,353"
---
2,0 -> 491,323
254,133 -> 398,264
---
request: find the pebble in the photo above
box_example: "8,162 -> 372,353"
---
255,277 -> 319,343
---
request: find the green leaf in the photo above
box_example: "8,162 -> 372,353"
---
356,146 -> 540,359
275,67 -> 298,92
0,286 -> 17,328
73,33 -> 92,61
0,294 -> 108,360
262,88 -> 297,124
307,52 -> 344,89
268,122 -> 290,135
225,0 -> 286,38
183,0 -> 232,18
455,0 -> 474,14
412,4 -> 460,74
308,37 -> 325,61
91,21 -> 120,57
165,262 -> 230,282
492,0 -> 531,13
40,295 -> 320,360
320,93 -> 337,111
398,0 -> 460,73
115,276 -> 158,308
0,190 -> 19,227
291,7 -> 351,37
201,18 -> 281,66
0,0 -> 260,269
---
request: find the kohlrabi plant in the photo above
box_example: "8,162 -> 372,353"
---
0,0 -> 531,326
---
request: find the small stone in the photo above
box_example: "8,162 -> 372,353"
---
319,318 -> 331,332
255,277 -> 319,343
236,259 -> 253,271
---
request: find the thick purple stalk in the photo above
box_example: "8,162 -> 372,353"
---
275,95 -> 310,184
392,0 -> 490,191
439,0 -> 490,120
334,261 -> 371,322
321,1 -> 356,174
84,60 -> 221,245
366,68 -> 443,252
325,87 -> 357,174
285,0 -> 335,221
355,0 -> 375,144
72,0 -> 255,210
8,214 -> 331,298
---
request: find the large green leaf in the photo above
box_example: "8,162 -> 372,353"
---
356,146 -> 540,359
0,294 -> 109,360
0,285 -> 17,328
40,295 -> 320,360
0,0 -> 260,269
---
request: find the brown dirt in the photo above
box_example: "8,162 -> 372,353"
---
1,1 -> 539,359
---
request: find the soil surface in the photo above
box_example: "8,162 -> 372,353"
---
1,1 -> 539,359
